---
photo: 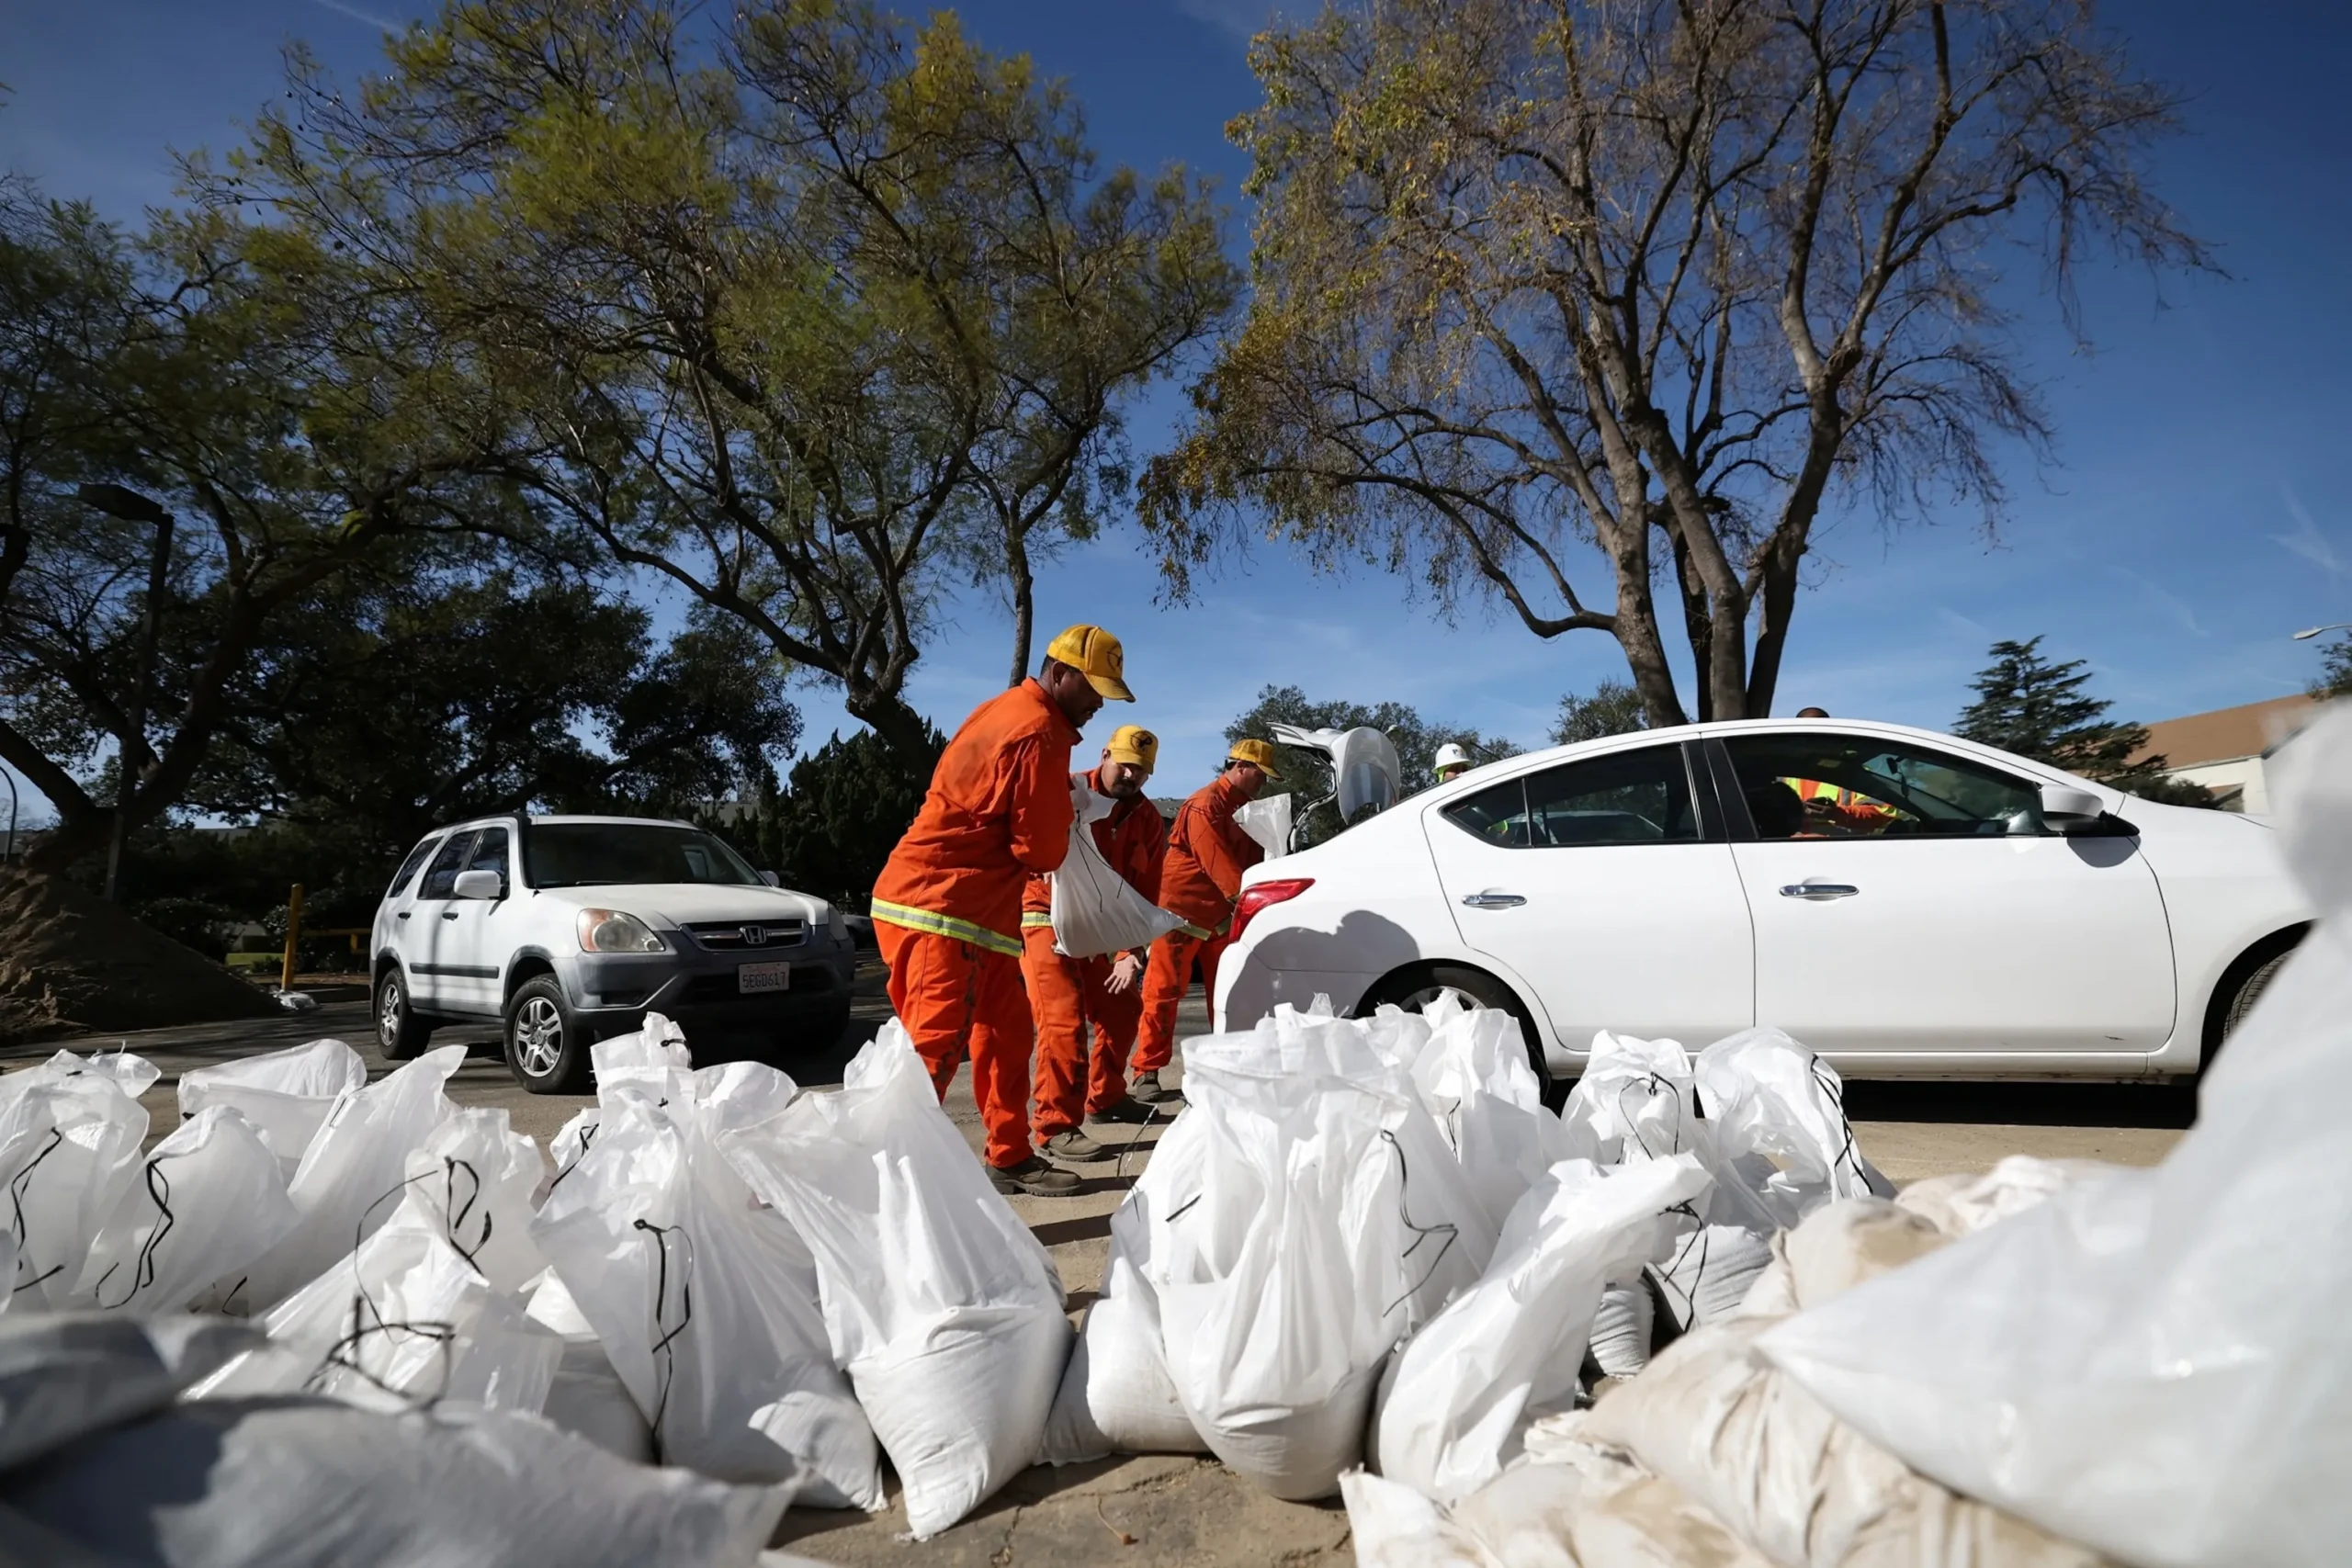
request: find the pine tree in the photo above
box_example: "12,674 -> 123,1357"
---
1954,638 -> 2214,807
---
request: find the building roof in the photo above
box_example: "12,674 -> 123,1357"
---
2132,694 -> 2319,768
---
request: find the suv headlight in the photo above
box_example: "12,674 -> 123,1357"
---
578,908 -> 665,953
826,904 -> 848,944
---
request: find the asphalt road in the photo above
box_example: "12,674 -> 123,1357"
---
6,964 -> 2197,1566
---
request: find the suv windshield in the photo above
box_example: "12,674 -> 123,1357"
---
525,823 -> 762,889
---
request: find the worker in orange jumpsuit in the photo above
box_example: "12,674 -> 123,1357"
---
1131,739 -> 1279,1103
1018,724 -> 1168,1160
869,625 -> 1135,1197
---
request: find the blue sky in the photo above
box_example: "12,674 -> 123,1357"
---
4,0 -> 2349,816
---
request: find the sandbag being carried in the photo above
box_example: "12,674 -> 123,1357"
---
69,1107 -> 299,1314
1235,793 -> 1293,860
718,1023 -> 1067,1539
223,1045 -> 465,1314
533,1063 -> 880,1506
1373,1156 -> 1709,1506
0,1396 -> 790,1568
1757,706 -> 2352,1568
1049,787 -> 1182,959
177,1038 -> 368,1177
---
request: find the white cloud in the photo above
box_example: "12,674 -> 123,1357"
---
306,0 -> 401,31
1171,0 -> 1285,44
2108,567 -> 2210,639
2273,487 -> 2347,580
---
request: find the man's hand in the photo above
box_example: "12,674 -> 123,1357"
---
1105,951 -> 1145,994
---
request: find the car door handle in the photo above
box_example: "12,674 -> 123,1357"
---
396,911 -> 410,920
440,910 -> 460,920
1779,882 -> 1860,900
1461,891 -> 1527,909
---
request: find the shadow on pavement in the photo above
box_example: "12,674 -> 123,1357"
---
1840,1077 -> 2198,1130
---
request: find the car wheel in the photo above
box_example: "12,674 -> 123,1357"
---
505,976 -> 591,1094
374,969 -> 434,1062
2222,950 -> 2291,1043
1360,963 -> 1557,1107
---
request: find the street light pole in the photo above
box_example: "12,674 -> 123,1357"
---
2291,623 -> 2352,640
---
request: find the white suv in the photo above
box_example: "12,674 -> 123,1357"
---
369,815 -> 858,1092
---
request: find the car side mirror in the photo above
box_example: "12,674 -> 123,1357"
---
452,869 -> 503,900
2038,783 -> 2107,831
760,870 -> 780,887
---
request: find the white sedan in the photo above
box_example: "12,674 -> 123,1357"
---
1216,718 -> 2312,1088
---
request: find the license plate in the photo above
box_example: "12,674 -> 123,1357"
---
738,962 -> 791,995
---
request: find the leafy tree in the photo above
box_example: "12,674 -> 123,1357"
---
2308,634 -> 2352,701
1225,683 -> 1514,843
1143,0 -> 2208,727
228,0 -> 1238,761
1954,637 -> 2214,807
1551,680 -> 1649,747
707,726 -> 945,911
0,185 -> 526,879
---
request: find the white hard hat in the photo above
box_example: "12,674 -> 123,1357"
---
1434,742 -> 1472,773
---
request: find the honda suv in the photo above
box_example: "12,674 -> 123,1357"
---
369,815 -> 858,1092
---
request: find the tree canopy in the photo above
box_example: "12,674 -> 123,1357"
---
1144,0 -> 2206,727
224,0 -> 1239,761
1954,637 -> 2212,807
1551,679 -> 1649,746
1224,682 -> 1514,841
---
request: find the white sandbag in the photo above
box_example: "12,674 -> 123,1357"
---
1893,1155 -> 2116,1238
524,1269 -> 655,1463
177,1039 -> 367,1177
1646,1219 -> 1775,1333
397,1108 -> 548,1293
1156,1010 -> 1492,1501
1341,1469 -> 1503,1568
1049,787 -> 1183,959
1235,793 -> 1293,860
1693,1029 -> 1893,1224
1588,1280 -> 1653,1379
0,1070 -> 151,1311
69,1107 -> 299,1313
545,1107 -> 601,1201
0,1313 -> 261,1471
718,1023 -> 1067,1539
534,1066 -> 881,1506
1760,716 -> 2352,1568
1584,1314 -> 2108,1568
1041,1111 -> 1214,1462
1373,1156 -> 1710,1505
1408,994 -> 1575,1236
591,1011 -> 694,1100
223,1044 -> 465,1314
0,1396 -> 790,1568
1781,1199 -> 1951,1309
1557,1032 -> 1697,1165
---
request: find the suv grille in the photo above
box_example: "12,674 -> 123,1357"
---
684,919 -> 808,952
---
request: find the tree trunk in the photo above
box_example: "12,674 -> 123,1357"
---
1004,522 -> 1035,690
1668,525 -> 1715,724
847,689 -> 939,777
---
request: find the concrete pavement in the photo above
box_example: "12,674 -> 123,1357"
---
5,966 -> 2197,1565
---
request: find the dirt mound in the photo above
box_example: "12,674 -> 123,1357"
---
0,869 -> 279,1044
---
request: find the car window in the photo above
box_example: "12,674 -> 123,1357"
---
386,835 -> 440,899
468,826 -> 510,891
418,831 -> 479,899
1723,733 -> 2046,840
524,823 -> 763,888
1443,744 -> 1699,847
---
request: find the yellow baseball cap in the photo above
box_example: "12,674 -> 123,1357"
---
1045,624 -> 1135,702
1226,738 -> 1283,779
1105,725 -> 1159,771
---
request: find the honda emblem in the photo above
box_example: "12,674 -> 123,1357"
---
741,925 -> 767,947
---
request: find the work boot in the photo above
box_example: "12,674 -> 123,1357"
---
989,1156 -> 1082,1198
1129,1071 -> 1184,1106
1041,1129 -> 1114,1163
1089,1095 -> 1158,1125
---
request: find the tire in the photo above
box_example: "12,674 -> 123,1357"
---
374,969 -> 434,1062
2221,950 -> 2291,1043
504,975 -> 592,1094
1359,962 -> 1557,1106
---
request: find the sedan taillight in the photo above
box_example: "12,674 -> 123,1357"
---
1230,878 -> 1315,945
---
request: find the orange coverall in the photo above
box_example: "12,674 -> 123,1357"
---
1136,771 -> 1265,1076
1019,768 -> 1168,1136
870,678 -> 1078,1168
